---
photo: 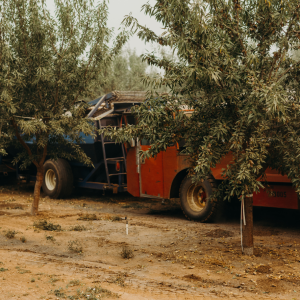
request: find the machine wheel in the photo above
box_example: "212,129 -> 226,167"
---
179,175 -> 220,222
42,159 -> 73,199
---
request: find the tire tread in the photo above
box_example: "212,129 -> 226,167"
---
179,174 -> 221,222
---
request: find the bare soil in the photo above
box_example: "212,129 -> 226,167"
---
0,181 -> 300,300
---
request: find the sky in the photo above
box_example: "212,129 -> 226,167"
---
107,0 -> 164,54
46,0 -> 164,55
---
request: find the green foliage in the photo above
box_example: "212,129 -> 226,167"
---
101,48 -> 149,93
88,47 -> 168,97
102,0 -> 300,200
0,0 -> 128,169
0,268 -> 8,272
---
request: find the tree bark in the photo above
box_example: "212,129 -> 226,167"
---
31,166 -> 44,216
242,195 -> 254,255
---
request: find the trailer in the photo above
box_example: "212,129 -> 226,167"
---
2,90 -> 299,222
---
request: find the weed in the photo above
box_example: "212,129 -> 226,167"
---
31,278 -> 35,282
111,216 -> 122,222
109,273 -> 127,287
46,235 -> 56,242
20,236 -> 26,243
18,269 -> 31,274
70,225 -> 87,231
0,268 -> 8,272
4,230 -> 17,239
122,203 -> 144,209
34,220 -> 62,231
54,288 -> 65,298
68,240 -> 83,254
77,214 -> 98,221
6,197 -> 16,202
12,206 -> 24,210
49,276 -> 59,283
76,286 -> 118,299
67,279 -> 81,287
121,246 -> 134,259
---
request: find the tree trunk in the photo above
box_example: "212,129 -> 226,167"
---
31,166 -> 44,216
242,195 -> 254,255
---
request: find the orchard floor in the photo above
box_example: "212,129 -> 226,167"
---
0,181 -> 300,300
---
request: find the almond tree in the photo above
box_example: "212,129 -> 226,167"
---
103,0 -> 300,254
0,0 -> 127,215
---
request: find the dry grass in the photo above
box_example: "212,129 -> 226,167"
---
45,235 -> 56,242
77,214 -> 98,221
111,216 -> 122,222
33,220 -> 62,231
4,230 -> 17,239
70,225 -> 87,231
68,240 -> 83,254
20,236 -> 26,243
121,246 -> 134,259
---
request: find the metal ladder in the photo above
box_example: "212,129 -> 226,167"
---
99,118 -> 127,190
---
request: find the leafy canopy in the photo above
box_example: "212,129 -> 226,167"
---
0,0 -> 127,168
103,0 -> 300,200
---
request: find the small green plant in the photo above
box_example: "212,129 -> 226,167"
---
111,216 -> 122,222
0,268 -> 8,272
49,276 -> 59,283
34,220 -> 62,231
4,230 -> 17,239
45,235 -> 56,242
18,269 -> 31,274
68,240 -> 83,254
121,246 -> 134,259
76,286 -> 118,299
12,206 -> 24,210
110,273 -> 127,287
70,225 -> 87,231
67,279 -> 81,287
53,288 -> 65,298
31,278 -> 35,282
77,214 -> 98,221
20,236 -> 26,243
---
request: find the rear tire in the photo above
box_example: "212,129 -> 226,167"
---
42,159 -> 73,199
179,175 -> 221,222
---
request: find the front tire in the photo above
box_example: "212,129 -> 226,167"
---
179,175 -> 220,222
42,159 -> 73,199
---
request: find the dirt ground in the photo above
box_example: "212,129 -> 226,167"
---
0,181 -> 300,300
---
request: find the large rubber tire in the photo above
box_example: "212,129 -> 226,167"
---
42,159 -> 73,199
179,175 -> 220,222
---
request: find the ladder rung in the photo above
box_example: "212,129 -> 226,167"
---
106,157 -> 125,161
108,173 -> 127,176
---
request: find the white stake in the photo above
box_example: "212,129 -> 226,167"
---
125,216 -> 128,235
